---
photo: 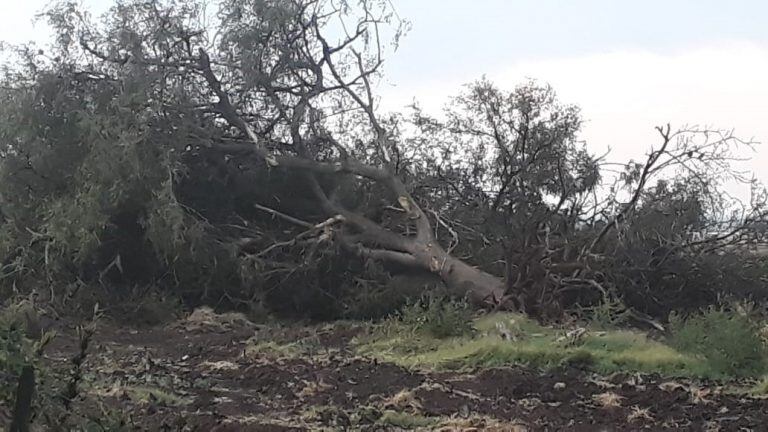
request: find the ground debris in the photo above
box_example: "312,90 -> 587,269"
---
36,318 -> 768,431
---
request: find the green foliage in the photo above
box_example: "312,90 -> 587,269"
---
0,313 -> 33,403
668,306 -> 768,377
144,180 -> 242,300
397,296 -> 475,339
0,302 -> 125,430
344,273 -> 447,321
0,0 -> 764,329
0,301 -> 58,427
582,295 -> 632,329
377,411 -> 437,429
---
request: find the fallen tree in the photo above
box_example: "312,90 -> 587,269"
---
0,0 -> 507,308
1,0 -> 766,320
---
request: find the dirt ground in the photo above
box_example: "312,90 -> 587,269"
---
39,312 -> 768,432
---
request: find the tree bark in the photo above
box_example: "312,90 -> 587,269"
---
381,238 -> 507,305
10,366 -> 34,432
437,252 -> 507,305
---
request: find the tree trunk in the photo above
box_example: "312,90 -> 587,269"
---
10,366 -> 34,432
410,242 -> 507,306
441,256 -> 507,305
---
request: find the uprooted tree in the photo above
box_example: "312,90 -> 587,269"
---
1,0 -> 766,320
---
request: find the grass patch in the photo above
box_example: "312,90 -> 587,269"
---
95,384 -> 192,406
377,410 -> 438,429
748,376 -> 768,397
356,312 -> 757,379
244,339 -> 303,359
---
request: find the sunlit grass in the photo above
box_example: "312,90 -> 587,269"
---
355,312 -> 750,379
93,384 -> 192,406
377,411 -> 438,429
748,376 -> 768,396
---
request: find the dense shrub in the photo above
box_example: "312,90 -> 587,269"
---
398,296 -> 475,339
668,306 -> 767,377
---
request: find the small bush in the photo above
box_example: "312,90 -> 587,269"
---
582,295 -> 632,329
346,274 -> 447,321
1,301 -> 55,428
0,316 -> 31,403
668,306 -> 767,377
398,296 -> 474,339
0,301 -> 117,429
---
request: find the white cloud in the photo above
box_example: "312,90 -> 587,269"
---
0,0 -> 112,50
378,40 -> 768,196
0,3 -> 49,46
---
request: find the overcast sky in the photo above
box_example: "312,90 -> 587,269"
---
2,0 -> 767,191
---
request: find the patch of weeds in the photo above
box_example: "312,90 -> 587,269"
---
382,389 -> 422,412
0,300 -> 56,412
96,384 -> 192,407
74,405 -> 134,432
1,313 -> 34,402
297,379 -> 333,398
301,405 -> 348,425
180,306 -> 253,331
245,339 -> 302,359
581,295 -> 632,330
2,301 -> 108,430
353,405 -> 384,425
377,410 -> 438,429
749,376 -> 768,397
437,415 -> 528,431
397,295 -> 475,339
474,313 -> 546,336
593,391 -> 625,409
627,406 -> 654,423
668,306 -> 767,377
294,334 -> 327,356
357,312 -> 734,378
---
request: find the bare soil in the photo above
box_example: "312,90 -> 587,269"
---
40,316 -> 768,431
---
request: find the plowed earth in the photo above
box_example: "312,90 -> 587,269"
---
39,315 -> 768,431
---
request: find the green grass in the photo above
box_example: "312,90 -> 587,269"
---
749,376 -> 768,396
355,312 -> 754,379
244,340 -> 303,358
97,385 -> 192,406
377,411 -> 438,429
